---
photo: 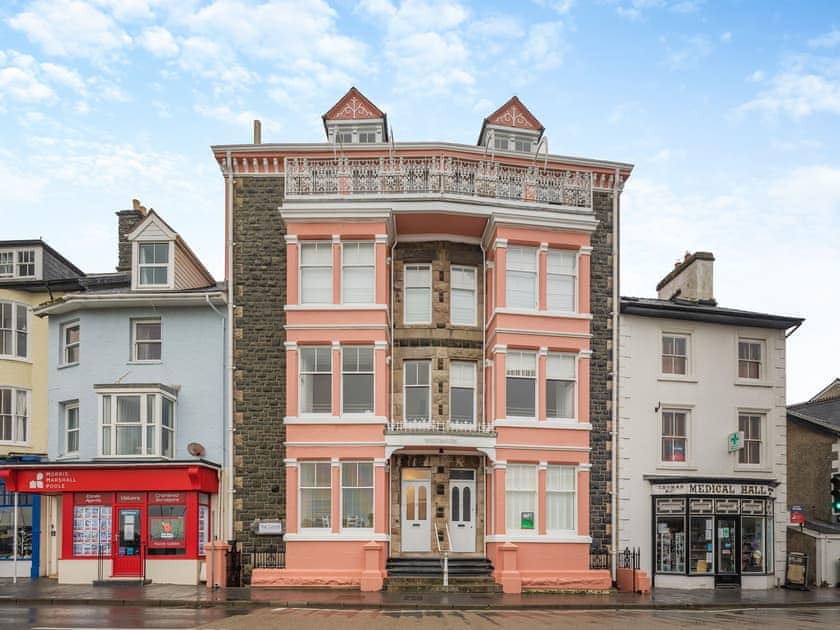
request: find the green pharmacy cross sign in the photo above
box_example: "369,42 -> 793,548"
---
728,431 -> 744,453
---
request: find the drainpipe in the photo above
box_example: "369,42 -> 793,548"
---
205,293 -> 226,544
611,168 -> 621,580
481,242 -> 488,558
389,221 -> 397,548
224,151 -> 235,542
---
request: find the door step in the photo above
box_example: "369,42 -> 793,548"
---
93,579 -> 148,586
386,556 -> 494,577
384,575 -> 501,593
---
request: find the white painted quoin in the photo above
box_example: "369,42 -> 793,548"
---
617,252 -> 802,590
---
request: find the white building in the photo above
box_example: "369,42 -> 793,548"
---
617,252 -> 802,589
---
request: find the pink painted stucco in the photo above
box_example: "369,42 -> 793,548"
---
396,213 -> 487,237
488,542 -> 610,591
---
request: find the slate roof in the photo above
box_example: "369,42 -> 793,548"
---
788,391 -> 840,436
620,296 -> 804,330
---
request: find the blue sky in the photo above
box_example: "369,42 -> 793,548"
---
1,0 -> 838,401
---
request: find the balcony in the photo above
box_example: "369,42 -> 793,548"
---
284,155 -> 593,209
385,418 -> 496,459
387,418 -> 495,435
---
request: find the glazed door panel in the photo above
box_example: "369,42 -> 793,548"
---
449,477 -> 475,553
401,479 -> 431,552
112,508 -> 142,576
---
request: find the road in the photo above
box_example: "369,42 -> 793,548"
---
0,605 -> 834,629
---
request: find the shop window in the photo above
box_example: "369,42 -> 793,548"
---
72,499 -> 111,557
300,461 -> 331,529
738,413 -> 763,465
341,462 -> 373,529
404,360 -> 430,423
546,465 -> 576,531
0,487 -> 33,559
741,516 -> 766,573
0,387 -> 29,444
546,354 -> 576,419
505,464 -> 537,532
450,265 -> 477,325
450,361 -> 476,425
60,321 -> 79,366
132,319 -> 162,362
656,516 -> 685,573
137,242 -> 171,287
546,250 -> 576,312
506,351 -> 536,418
505,246 -> 537,309
738,339 -> 763,380
661,333 -> 688,375
300,241 -> 333,304
0,301 -> 28,359
661,409 -> 689,463
342,346 -> 374,414
148,504 -> 186,556
404,264 -> 432,324
198,494 -> 210,556
300,346 -> 332,414
98,388 -> 176,458
689,516 -> 714,574
342,242 -> 375,304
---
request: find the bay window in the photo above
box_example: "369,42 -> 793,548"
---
546,354 -> 576,419
404,264 -> 431,324
61,321 -> 80,365
449,361 -> 475,425
300,346 -> 332,414
342,242 -> 375,304
63,401 -> 79,455
505,246 -> 537,309
404,360 -> 430,423
98,388 -> 176,458
300,461 -> 331,529
342,346 -> 374,414
450,265 -> 476,325
0,387 -> 28,444
546,465 -> 576,531
546,250 -> 576,312
506,351 -> 536,418
341,462 -> 373,529
506,464 -> 537,532
300,242 -> 333,304
0,301 -> 28,359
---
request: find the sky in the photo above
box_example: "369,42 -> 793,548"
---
0,0 -> 838,402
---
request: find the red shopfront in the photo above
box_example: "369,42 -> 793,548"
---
0,463 -> 218,584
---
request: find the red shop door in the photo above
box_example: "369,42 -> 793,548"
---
113,508 -> 142,577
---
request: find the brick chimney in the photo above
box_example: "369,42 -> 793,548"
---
656,251 -> 716,305
115,199 -> 147,272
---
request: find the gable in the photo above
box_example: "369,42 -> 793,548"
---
323,87 -> 384,121
486,96 -> 543,132
127,212 -> 177,242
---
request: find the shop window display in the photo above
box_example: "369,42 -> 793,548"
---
656,516 -> 685,573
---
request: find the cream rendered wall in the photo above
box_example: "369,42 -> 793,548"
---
617,313 -> 788,586
0,287 -> 55,457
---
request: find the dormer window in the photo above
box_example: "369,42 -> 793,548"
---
138,242 -> 171,287
0,247 -> 39,279
358,128 -> 377,143
17,250 -> 35,277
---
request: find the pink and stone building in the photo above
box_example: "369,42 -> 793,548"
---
212,88 -> 632,592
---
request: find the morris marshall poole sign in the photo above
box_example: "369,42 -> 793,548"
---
651,481 -> 775,497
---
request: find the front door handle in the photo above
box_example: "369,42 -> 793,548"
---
412,523 -> 421,527
458,524 -> 465,527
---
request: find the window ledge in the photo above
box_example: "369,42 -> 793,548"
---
58,362 -> 79,370
495,419 -> 592,430
127,360 -> 163,365
734,379 -> 773,388
0,441 -> 30,447
734,466 -> 773,474
657,375 -> 698,384
285,415 -> 387,425
55,454 -> 80,461
95,455 -> 171,460
495,308 -> 592,320
486,534 -> 591,544
284,532 -> 389,542
656,464 -> 697,471
285,304 -> 387,311
1,355 -> 32,364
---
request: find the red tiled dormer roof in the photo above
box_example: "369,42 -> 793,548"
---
478,96 -> 544,144
323,87 -> 385,121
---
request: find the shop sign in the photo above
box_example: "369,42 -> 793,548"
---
149,492 -> 186,505
25,470 -> 78,491
783,552 -> 809,590
651,481 -> 774,497
117,493 -> 144,504
74,492 -> 112,506
727,431 -> 744,452
251,520 -> 284,536
520,511 -> 534,529
790,505 -> 805,525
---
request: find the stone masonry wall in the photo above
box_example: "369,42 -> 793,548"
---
787,419 -> 835,523
231,175 -> 286,583
590,189 -> 615,555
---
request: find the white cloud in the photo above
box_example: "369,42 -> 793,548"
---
194,103 -> 279,135
808,28 -> 840,49
40,63 -> 86,92
521,21 -> 567,70
740,66 -> 840,119
93,0 -> 157,21
747,70 -> 765,82
615,0 -> 666,20
720,31 -> 732,43
0,52 -> 56,104
670,0 -> 703,13
138,26 -> 180,58
8,0 -> 132,59
664,35 -> 713,69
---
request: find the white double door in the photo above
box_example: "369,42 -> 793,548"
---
400,469 -> 476,554
449,473 -> 475,553
402,476 -> 431,552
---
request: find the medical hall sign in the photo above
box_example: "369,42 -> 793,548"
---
651,481 -> 774,497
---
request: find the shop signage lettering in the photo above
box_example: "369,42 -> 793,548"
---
150,492 -> 186,505
27,471 -> 79,490
117,493 -> 144,503
75,493 -> 111,505
652,482 -> 774,497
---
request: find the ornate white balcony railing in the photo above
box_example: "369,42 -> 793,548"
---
387,419 -> 495,435
284,155 -> 593,208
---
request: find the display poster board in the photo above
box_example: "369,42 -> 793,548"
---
790,505 -> 805,525
520,511 -> 534,530
783,551 -> 809,590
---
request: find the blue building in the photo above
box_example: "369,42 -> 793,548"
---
2,202 -> 227,584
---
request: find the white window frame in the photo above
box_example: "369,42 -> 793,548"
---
0,248 -> 40,279
340,461 -> 374,530
299,461 -> 332,530
546,353 -> 577,421
661,332 -> 690,377
404,263 -> 432,324
505,463 -> 537,533
403,359 -> 431,424
299,241 -> 333,305
299,346 -> 333,415
546,464 -> 577,533
449,360 -> 476,426
131,319 -> 162,362
136,242 -> 173,289
505,350 -> 537,419
63,400 -> 80,456
450,265 -> 477,326
660,407 -> 690,466
505,246 -> 538,310
96,388 -> 176,458
0,386 -> 30,445
0,251 -> 13,277
60,320 -> 80,366
0,300 -> 29,360
737,411 -> 766,468
546,249 -> 577,313
341,241 -> 375,304
357,128 -> 377,144
341,346 -> 374,415
737,338 -> 765,381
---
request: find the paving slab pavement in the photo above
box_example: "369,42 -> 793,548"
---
0,578 -> 838,611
